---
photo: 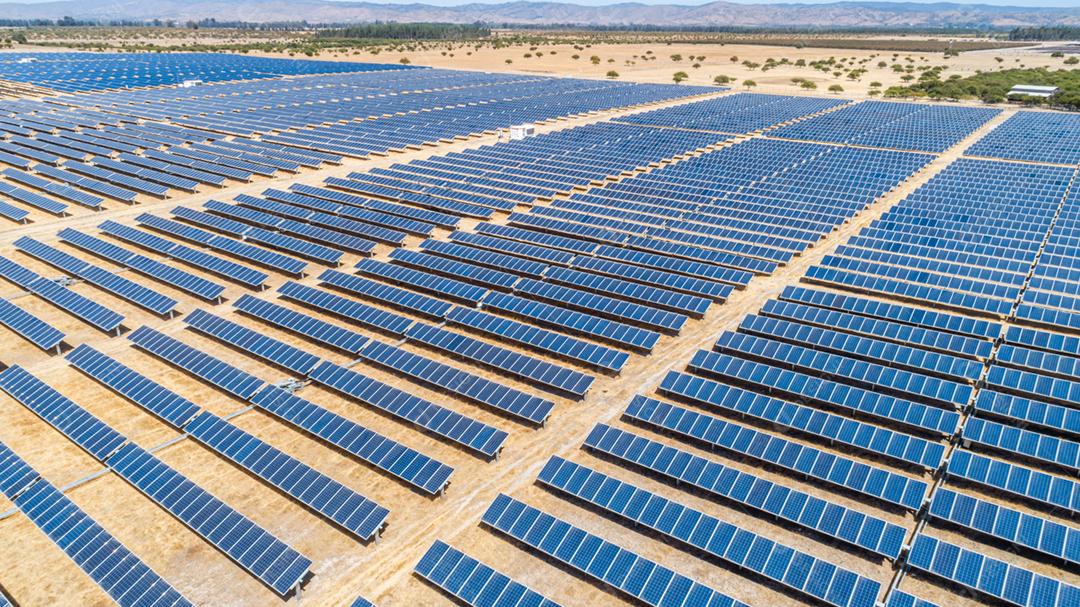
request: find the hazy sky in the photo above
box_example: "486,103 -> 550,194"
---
7,0 -> 1077,6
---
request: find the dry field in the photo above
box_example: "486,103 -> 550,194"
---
283,41 -> 1072,97
0,65 -> 1075,607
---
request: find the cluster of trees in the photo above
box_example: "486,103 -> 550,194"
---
884,67 -> 1080,110
315,23 -> 489,41
1008,27 -> 1080,41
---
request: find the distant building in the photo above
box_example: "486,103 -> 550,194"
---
1008,84 -> 1060,98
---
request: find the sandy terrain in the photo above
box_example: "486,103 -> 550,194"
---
263,41 -> 1076,98
0,73 -> 1073,607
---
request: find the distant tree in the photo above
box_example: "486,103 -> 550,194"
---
672,71 -> 689,83
870,81 -> 882,88
713,75 -> 731,84
505,59 -> 512,64
828,84 -> 844,93
730,55 -> 739,62
571,54 -> 580,60
1066,57 -> 1079,65
692,62 -> 701,69
590,55 -> 601,65
606,70 -> 619,79
399,57 -> 410,65
670,53 -> 682,62
801,80 -> 818,90
743,79 -> 757,89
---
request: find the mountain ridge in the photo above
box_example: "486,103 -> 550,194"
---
1,0 -> 1078,27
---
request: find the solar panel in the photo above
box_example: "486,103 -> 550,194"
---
14,236 -> 179,317
415,540 -> 563,607
481,493 -> 750,607
737,314 -> 983,381
445,306 -> 628,374
0,254 -> 124,334
659,371 -> 944,470
887,591 -> 940,607
583,424 -> 906,560
907,534 -> 1078,607
946,450 -> 1080,515
250,385 -> 454,496
405,322 -> 594,398
107,442 -> 313,596
356,259 -> 488,305
388,249 -> 520,292
59,228 -> 226,302
278,281 -> 414,336
515,278 -> 686,335
308,361 -> 507,458
183,308 -> 321,376
0,365 -> 127,462
358,339 -> 553,425
65,344 -> 200,429
0,297 -> 64,351
481,291 -> 659,353
319,269 -> 452,320
538,456 -> 881,607
625,395 -> 927,510
0,443 -> 194,607
705,335 -> 973,408
974,390 -> 1079,439
127,325 -> 265,400
231,293 -> 367,354
929,487 -> 1078,565
98,220 -> 269,289
184,411 -> 389,541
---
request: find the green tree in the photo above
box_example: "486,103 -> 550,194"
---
672,71 -> 689,83
828,84 -> 844,93
606,70 -> 619,79
743,79 -> 757,89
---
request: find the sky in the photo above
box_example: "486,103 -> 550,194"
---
7,0 -> 1077,6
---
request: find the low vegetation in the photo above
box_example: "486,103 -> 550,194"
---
885,67 -> 1080,110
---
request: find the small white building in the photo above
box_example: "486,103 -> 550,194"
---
1008,84 -> 1060,99
509,124 -> 536,140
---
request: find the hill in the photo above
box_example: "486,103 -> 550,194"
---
0,0 -> 1078,28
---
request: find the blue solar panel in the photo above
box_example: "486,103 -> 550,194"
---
308,361 -> 507,458
0,254 -> 124,333
358,339 -> 553,425
706,335 -> 973,408
907,534 -> 1078,607
886,590 -> 940,607
515,278 -> 686,335
250,386 -> 453,495
184,411 -> 389,541
59,228 -> 226,302
65,344 -> 200,429
14,236 -> 178,316
929,487 -> 1078,565
947,450 -> 1080,515
583,424 -> 906,560
415,540 -> 563,607
445,306 -> 628,374
659,371 -> 944,470
356,258 -> 488,305
319,269 -> 452,320
107,442 -> 312,596
98,220 -> 269,289
278,280 -> 415,336
127,325 -> 265,400
974,390 -> 1079,440
625,395 -> 928,510
233,294 -> 369,354
183,308 -> 321,376
0,296 -> 64,351
405,322 -> 594,398
481,291 -> 659,353
481,493 -> 750,607
0,442 -> 194,607
0,365 -> 127,462
538,456 -> 881,607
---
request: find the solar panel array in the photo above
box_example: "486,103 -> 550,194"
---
6,53 -> 1080,607
769,100 -> 1000,153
